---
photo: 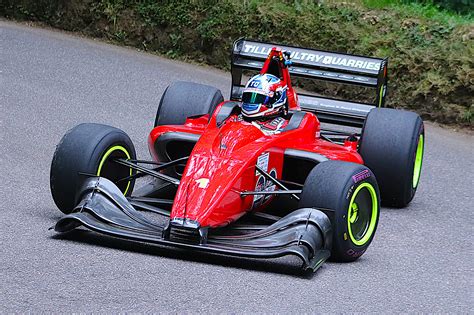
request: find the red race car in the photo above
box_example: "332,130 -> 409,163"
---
50,39 -> 424,272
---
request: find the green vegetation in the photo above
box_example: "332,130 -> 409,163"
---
2,0 -> 473,127
362,0 -> 473,16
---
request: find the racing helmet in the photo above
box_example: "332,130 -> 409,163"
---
241,74 -> 287,119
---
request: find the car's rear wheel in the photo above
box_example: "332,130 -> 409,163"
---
154,81 -> 223,127
358,108 -> 424,207
50,123 -> 136,214
153,81 -> 223,181
299,160 -> 380,262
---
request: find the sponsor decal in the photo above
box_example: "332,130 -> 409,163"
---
248,79 -> 261,88
243,44 -> 273,56
252,170 -> 279,207
258,117 -> 286,131
253,175 -> 266,206
256,152 -> 269,174
253,117 -> 288,135
252,152 -> 279,208
352,169 -> 371,183
242,43 -> 381,72
346,185 -> 355,200
346,248 -> 366,258
195,178 -> 209,189
263,169 -> 277,202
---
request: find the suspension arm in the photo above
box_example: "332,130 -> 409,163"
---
114,158 -> 180,186
255,165 -> 301,201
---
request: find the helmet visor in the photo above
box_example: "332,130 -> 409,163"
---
242,91 -> 269,105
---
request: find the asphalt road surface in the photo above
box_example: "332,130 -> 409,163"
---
1,21 -> 472,313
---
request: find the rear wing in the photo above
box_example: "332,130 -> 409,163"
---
230,39 -> 388,127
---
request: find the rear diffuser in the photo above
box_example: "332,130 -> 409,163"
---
54,177 -> 332,272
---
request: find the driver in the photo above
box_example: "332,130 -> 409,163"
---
241,73 -> 289,133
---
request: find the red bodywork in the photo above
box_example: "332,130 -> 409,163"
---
148,48 -> 364,228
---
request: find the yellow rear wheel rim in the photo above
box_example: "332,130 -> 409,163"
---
413,134 -> 424,188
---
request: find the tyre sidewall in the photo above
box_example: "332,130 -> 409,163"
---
359,108 -> 424,207
154,81 -> 223,127
332,171 -> 380,261
299,161 -> 380,262
50,124 -> 136,213
404,121 -> 424,205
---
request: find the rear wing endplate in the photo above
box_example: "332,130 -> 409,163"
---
230,39 -> 388,127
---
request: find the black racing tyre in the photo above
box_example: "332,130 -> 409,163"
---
154,81 -> 224,127
299,160 -> 380,262
50,123 -> 136,214
359,108 -> 424,208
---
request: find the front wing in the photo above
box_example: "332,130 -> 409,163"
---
53,177 -> 332,272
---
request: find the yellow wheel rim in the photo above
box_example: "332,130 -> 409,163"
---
97,145 -> 132,195
347,182 -> 378,246
412,134 -> 424,188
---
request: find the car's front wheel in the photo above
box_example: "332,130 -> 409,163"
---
299,160 -> 380,262
50,123 -> 136,214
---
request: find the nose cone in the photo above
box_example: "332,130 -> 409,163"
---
170,120 -> 266,227
170,154 -> 248,227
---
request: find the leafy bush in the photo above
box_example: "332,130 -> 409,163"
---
433,0 -> 473,14
2,0 -> 473,126
363,0 -> 473,15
